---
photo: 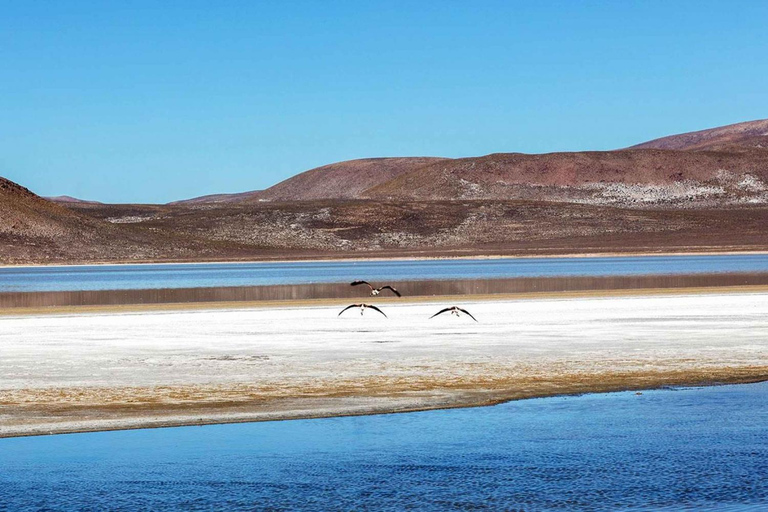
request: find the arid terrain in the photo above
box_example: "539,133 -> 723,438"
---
3,119 -> 768,264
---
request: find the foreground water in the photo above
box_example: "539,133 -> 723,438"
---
2,253 -> 768,292
1,382 -> 766,510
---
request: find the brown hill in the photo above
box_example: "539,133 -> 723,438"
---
173,121 -> 768,208
361,120 -> 768,206
0,177 -> 244,264
252,157 -> 448,201
630,119 -> 768,151
59,198 -> 768,263
47,195 -> 103,205
169,191 -> 255,205
174,157 -> 448,204
363,149 -> 768,207
0,177 -> 129,263
1,178 -> 101,240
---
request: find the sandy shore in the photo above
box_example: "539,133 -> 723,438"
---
1,291 -> 767,437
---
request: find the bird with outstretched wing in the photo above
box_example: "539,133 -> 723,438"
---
351,281 -> 401,297
338,303 -> 388,318
429,306 -> 478,322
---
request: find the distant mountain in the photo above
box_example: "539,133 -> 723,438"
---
363,120 -> 768,205
362,148 -> 768,205
173,157 -> 448,204
629,119 -> 768,151
254,157 -> 449,201
172,120 -> 768,207
47,195 -> 102,205
169,191 -> 255,205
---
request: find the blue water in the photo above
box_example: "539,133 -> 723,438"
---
1,382 -> 766,510
2,254 -> 768,292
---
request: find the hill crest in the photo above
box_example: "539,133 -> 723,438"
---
629,119 -> 768,151
173,119 -> 768,205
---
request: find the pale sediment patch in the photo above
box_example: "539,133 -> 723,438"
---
1,293 -> 767,437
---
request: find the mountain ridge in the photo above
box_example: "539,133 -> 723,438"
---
172,119 -> 768,205
629,119 -> 768,151
171,157 -> 448,205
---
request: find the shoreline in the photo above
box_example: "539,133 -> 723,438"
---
2,248 -> 768,269
3,283 -> 768,317
4,266 -> 768,314
4,371 -> 767,440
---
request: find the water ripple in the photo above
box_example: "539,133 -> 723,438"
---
1,382 -> 766,510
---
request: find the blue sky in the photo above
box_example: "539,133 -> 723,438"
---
1,1 -> 766,203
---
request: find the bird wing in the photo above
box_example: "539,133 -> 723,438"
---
367,305 -> 388,318
338,304 -> 360,316
429,307 -> 453,319
458,308 -> 479,322
351,280 -> 373,289
381,286 -> 401,297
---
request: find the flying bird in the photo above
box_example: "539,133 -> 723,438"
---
351,280 -> 402,297
429,306 -> 478,322
338,303 -> 388,318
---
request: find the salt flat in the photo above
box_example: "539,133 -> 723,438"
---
1,292 -> 767,437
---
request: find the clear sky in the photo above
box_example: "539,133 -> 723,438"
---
1,1 -> 767,203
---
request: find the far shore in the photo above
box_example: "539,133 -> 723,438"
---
1,291 -> 766,438
3,284 -> 768,317
2,247 -> 768,269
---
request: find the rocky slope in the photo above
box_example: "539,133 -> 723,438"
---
630,119 -> 768,151
0,178 -> 108,262
363,120 -> 768,206
174,119 -> 768,208
362,149 -> 768,207
58,199 -> 768,261
0,177 -> 251,264
255,157 -> 449,201
172,157 -> 448,204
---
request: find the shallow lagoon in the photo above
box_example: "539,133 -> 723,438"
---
3,253 -> 768,292
2,382 -> 766,510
